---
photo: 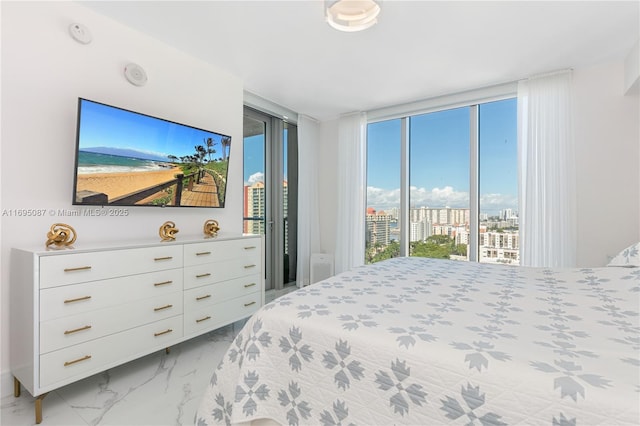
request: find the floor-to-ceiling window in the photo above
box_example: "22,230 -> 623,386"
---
479,98 -> 519,264
365,119 -> 401,263
366,97 -> 518,265
409,107 -> 470,261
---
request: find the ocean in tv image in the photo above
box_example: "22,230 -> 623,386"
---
73,99 -> 231,208
78,151 -> 171,174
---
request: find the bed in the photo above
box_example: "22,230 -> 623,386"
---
196,256 -> 639,425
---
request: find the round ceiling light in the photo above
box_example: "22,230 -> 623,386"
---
325,0 -> 381,32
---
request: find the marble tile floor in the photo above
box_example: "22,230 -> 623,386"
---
1,284 -> 298,426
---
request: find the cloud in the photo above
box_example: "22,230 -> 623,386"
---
367,186 -> 517,214
410,186 -> 469,208
366,186 -> 401,210
246,172 -> 264,185
479,193 -> 518,211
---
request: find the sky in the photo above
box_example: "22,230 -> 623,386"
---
243,129 -> 290,185
242,98 -> 518,216
78,99 -> 229,160
367,98 -> 518,215
244,134 -> 265,185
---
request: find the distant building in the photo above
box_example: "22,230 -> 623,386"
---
410,218 -> 432,242
501,208 -> 513,221
479,231 -> 520,264
244,181 -> 288,240
368,205 -> 520,264
244,181 -> 265,234
387,207 -> 399,220
366,208 -> 391,246
454,227 -> 470,245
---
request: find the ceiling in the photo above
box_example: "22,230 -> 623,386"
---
80,1 -> 639,121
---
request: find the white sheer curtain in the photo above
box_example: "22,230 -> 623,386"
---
334,112 -> 367,274
296,115 -> 321,287
518,70 -> 576,267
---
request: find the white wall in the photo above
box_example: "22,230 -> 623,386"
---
0,2 -> 243,395
624,39 -> 639,95
317,119 -> 339,255
316,60 -> 640,268
574,61 -> 640,266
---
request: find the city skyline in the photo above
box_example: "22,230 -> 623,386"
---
366,205 -> 520,265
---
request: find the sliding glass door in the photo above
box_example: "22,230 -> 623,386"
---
243,107 -> 298,290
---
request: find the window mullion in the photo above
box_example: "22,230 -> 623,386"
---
400,117 -> 410,257
469,105 -> 479,262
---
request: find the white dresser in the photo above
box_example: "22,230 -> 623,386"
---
10,234 -> 263,423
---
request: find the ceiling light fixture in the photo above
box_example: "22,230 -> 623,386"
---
325,0 -> 381,32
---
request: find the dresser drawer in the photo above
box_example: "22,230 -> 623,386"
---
184,258 -> 260,290
39,245 -> 183,288
183,238 -> 261,266
40,291 -> 183,354
40,269 -> 183,321
40,316 -> 183,389
184,275 -> 260,311
184,292 -> 262,336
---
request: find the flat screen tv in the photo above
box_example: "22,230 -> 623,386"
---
73,98 -> 231,208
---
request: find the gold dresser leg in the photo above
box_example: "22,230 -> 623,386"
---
35,393 -> 48,425
165,347 -> 171,355
13,376 -> 21,397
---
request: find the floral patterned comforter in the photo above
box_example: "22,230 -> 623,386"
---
196,257 -> 640,425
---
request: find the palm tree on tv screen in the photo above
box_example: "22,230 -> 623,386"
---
204,137 -> 216,162
221,136 -> 231,162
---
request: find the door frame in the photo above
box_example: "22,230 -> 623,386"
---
243,107 -> 294,291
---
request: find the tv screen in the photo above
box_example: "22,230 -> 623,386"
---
73,98 -> 231,208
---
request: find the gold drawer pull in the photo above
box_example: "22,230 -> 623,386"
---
244,283 -> 257,288
244,264 -> 256,269
196,273 -> 211,278
63,266 -> 91,272
154,304 -> 173,312
154,329 -> 173,337
196,316 -> 211,323
154,280 -> 173,287
196,294 -> 211,301
64,295 -> 91,304
64,325 -> 92,335
244,246 -> 256,250
154,256 -> 173,261
64,355 -> 91,367
244,301 -> 256,307
196,251 -> 211,256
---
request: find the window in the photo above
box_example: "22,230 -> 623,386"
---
409,107 -> 470,261
365,119 -> 401,263
479,99 -> 519,264
366,97 -> 518,265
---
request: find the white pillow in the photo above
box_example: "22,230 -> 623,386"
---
607,242 -> 640,267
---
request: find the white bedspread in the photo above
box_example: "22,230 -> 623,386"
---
196,257 -> 640,425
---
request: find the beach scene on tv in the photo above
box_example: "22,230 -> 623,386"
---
74,99 -> 230,208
